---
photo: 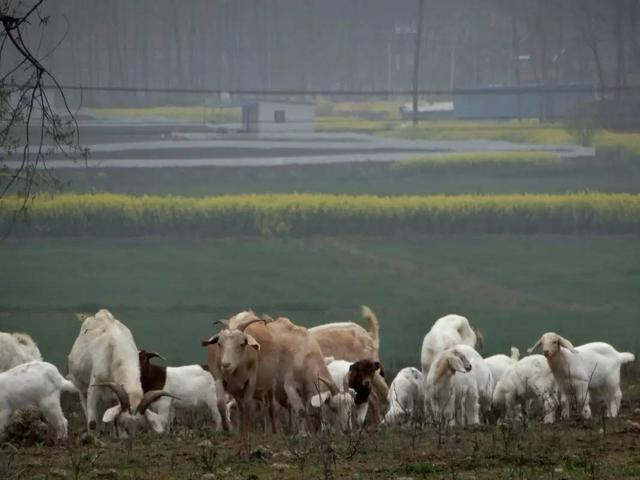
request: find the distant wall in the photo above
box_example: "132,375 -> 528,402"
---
453,85 -> 596,121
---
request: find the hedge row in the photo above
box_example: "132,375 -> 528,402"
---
2,193 -> 639,236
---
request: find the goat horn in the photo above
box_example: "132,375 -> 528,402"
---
317,376 -> 338,396
92,382 -> 131,413
235,317 -> 265,332
145,351 -> 165,361
137,390 -> 178,414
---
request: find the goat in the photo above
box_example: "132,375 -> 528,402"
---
202,311 -> 340,440
323,359 -> 382,431
309,306 -> 389,425
138,350 -> 222,432
425,344 -> 493,426
384,367 -> 424,427
492,354 -> 564,424
67,309 -> 170,435
0,361 -> 76,441
485,347 -> 520,386
0,332 -> 42,372
528,332 -> 635,418
420,314 -> 482,376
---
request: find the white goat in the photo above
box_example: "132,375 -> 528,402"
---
384,367 -> 424,427
420,314 -> 481,375
425,344 -> 493,426
485,347 -> 520,386
0,332 -> 43,372
138,351 -> 222,432
68,309 -> 172,435
492,354 -> 563,424
0,361 -> 77,441
528,332 -> 635,419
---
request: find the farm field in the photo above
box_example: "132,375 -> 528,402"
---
1,235 -> 638,370
43,158 -> 640,197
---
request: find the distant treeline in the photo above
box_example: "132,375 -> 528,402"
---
2,193 -> 639,236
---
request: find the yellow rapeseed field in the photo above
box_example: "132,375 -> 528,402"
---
2,193 -> 639,236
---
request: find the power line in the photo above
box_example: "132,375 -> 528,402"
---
46,84 -> 640,96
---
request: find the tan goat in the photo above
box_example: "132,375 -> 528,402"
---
202,311 -> 340,440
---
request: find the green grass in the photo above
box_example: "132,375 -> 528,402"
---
43,157 -> 640,197
1,235 -> 638,369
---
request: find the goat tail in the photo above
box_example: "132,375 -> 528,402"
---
60,376 -> 79,393
620,352 -> 636,364
361,305 -> 379,350
510,347 -> 521,361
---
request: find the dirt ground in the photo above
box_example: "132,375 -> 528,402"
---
3,378 -> 640,480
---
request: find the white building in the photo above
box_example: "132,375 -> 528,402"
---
242,100 -> 315,133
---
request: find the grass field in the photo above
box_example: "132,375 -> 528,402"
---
41,158 -> 640,198
2,235 -> 638,370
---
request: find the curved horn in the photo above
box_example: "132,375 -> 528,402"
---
235,316 -> 265,332
136,390 -> 178,414
318,376 -> 338,396
92,382 -> 131,412
139,350 -> 165,362
145,351 -> 165,361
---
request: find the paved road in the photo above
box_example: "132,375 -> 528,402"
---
5,119 -> 594,169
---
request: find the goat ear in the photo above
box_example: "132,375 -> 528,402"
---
144,410 -> 165,434
245,334 -> 260,351
447,355 -> 466,373
201,335 -> 219,347
558,336 -> 578,353
527,337 -> 542,354
102,405 -> 122,423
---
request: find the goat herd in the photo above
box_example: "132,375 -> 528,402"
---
0,307 -> 635,444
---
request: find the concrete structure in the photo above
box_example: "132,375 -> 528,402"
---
242,100 -> 315,133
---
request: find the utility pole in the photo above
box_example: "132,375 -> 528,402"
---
412,0 -> 425,125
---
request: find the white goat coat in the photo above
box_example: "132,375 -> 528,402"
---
485,348 -> 520,386
385,367 -> 424,426
493,355 -> 561,424
547,342 -> 634,418
425,344 -> 493,426
0,361 -> 76,440
151,365 -> 222,431
420,314 -> 477,374
0,332 -> 43,372
68,309 -> 144,429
